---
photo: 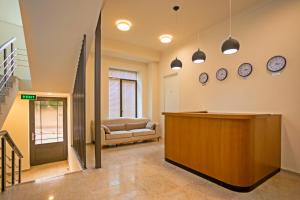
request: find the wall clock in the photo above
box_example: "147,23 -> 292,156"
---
267,56 -> 286,73
238,63 -> 253,77
216,68 -> 228,81
199,72 -> 209,85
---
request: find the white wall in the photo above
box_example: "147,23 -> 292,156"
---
2,95 -> 30,170
0,21 -> 31,82
147,62 -> 160,122
159,0 -> 300,173
0,0 -> 22,26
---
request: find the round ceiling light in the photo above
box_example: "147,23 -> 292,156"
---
159,34 -> 173,44
116,19 -> 132,31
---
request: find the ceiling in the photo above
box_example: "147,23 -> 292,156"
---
20,0 -> 103,93
102,0 -> 269,52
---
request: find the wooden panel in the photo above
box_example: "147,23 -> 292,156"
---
252,115 -> 281,183
164,112 -> 281,189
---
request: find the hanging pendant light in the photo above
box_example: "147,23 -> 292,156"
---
192,49 -> 206,64
171,57 -> 183,70
170,5 -> 183,70
222,0 -> 240,55
192,32 -> 206,64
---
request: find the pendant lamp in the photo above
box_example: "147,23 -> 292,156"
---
170,5 -> 183,70
222,0 -> 240,55
192,49 -> 206,64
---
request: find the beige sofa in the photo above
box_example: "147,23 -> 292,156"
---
99,118 -> 160,147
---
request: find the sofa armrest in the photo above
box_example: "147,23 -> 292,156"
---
153,122 -> 161,137
100,126 -> 106,146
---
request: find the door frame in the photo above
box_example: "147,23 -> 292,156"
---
29,97 -> 68,166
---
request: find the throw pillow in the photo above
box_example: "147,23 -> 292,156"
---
146,121 -> 156,130
101,125 -> 111,134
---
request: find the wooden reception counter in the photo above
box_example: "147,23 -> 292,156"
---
163,112 -> 281,192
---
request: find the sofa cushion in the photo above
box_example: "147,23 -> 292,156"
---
105,131 -> 132,140
126,122 -> 147,130
106,123 -> 126,131
131,129 -> 155,137
146,121 -> 156,130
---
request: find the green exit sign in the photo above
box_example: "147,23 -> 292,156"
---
21,94 -> 37,100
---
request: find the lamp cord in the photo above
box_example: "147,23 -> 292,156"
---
229,0 -> 232,37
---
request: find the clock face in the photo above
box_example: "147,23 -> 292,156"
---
199,72 -> 209,85
216,68 -> 228,81
238,63 -> 253,77
267,56 -> 286,73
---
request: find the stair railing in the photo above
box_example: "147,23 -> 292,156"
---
0,130 -> 23,192
0,37 -> 17,95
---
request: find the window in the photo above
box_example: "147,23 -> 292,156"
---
109,68 -> 137,118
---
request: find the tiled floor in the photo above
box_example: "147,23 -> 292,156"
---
1,141 -> 300,200
22,160 -> 70,182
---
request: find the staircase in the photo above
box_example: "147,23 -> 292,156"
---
0,37 -> 19,129
0,38 -> 23,192
0,130 -> 23,192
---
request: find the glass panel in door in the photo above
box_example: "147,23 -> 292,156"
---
34,101 -> 64,144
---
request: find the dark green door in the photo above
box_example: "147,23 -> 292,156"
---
29,97 -> 67,166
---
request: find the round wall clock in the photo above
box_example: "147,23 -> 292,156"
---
267,56 -> 286,73
216,68 -> 228,81
199,72 -> 209,85
238,63 -> 253,77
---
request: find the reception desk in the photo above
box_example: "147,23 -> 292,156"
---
163,112 -> 281,192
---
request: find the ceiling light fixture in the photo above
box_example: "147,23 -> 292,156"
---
192,49 -> 206,64
159,34 -> 173,44
115,19 -> 132,31
221,0 -> 240,55
170,5 -> 183,70
192,32 -> 206,64
48,196 -> 55,200
171,57 -> 183,70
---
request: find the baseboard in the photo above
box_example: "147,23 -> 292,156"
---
165,158 -> 280,193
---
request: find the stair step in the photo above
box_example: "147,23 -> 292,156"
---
0,88 -> 9,97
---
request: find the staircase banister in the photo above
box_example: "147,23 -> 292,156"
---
0,130 -> 23,158
0,37 -> 16,52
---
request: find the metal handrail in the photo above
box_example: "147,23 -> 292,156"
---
0,63 -> 17,94
0,37 -> 16,52
1,130 -> 22,191
0,49 -> 17,67
0,131 -> 23,158
1,59 -> 16,73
